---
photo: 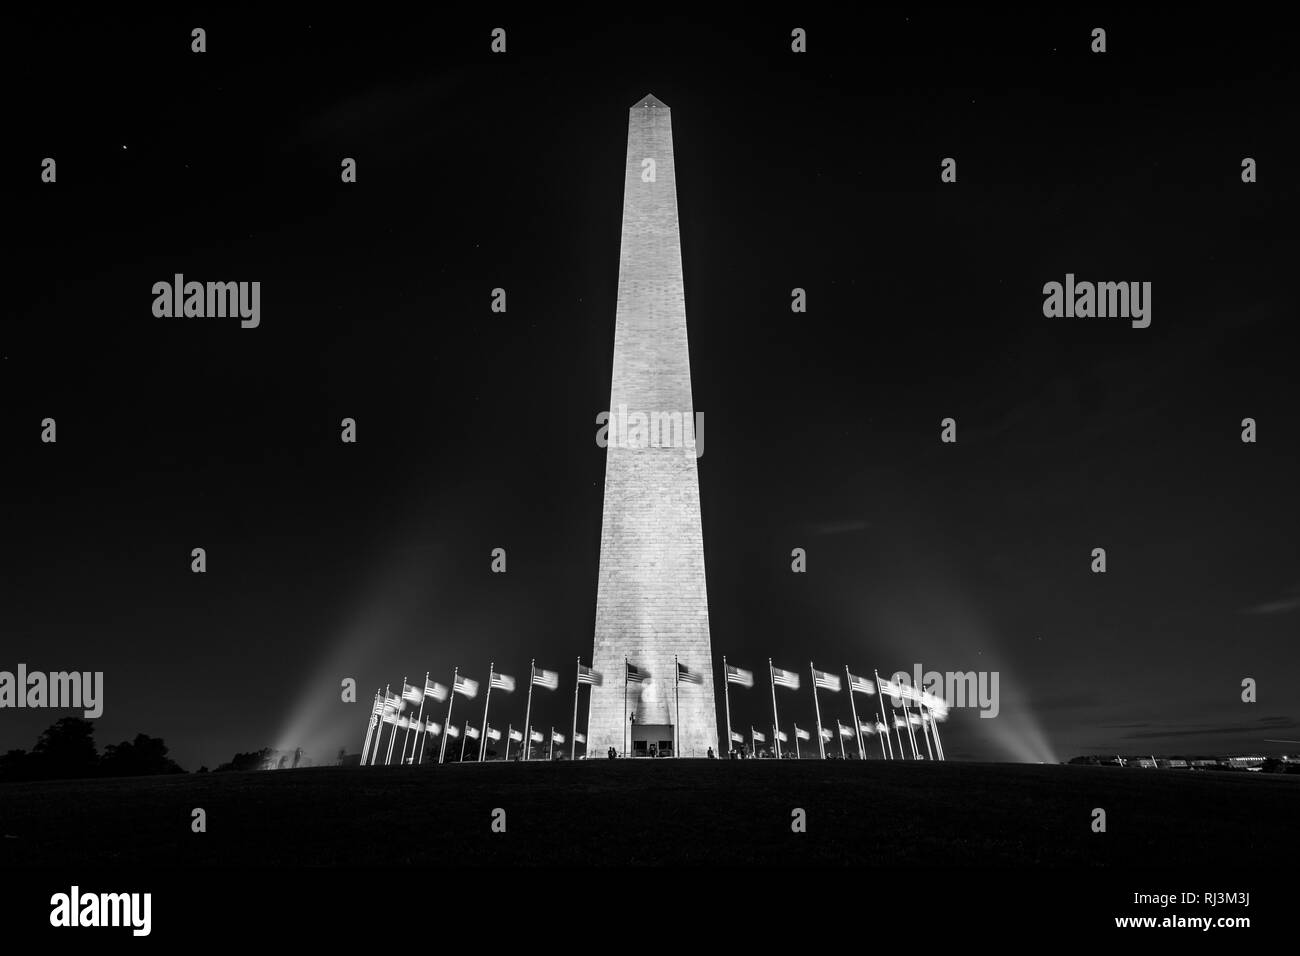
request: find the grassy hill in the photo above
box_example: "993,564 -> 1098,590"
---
1,760 -> 1295,867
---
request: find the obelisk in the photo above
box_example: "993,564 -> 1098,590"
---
588,93 -> 719,758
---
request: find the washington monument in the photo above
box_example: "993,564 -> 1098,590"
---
588,94 -> 719,758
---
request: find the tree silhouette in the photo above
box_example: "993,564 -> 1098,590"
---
214,747 -> 273,773
32,717 -> 99,780
100,733 -> 185,777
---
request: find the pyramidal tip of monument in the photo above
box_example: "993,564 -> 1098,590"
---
631,92 -> 668,109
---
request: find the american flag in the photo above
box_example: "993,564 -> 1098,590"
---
551,731 -> 565,744
838,721 -> 853,737
726,664 -> 754,688
490,672 -> 516,692
813,669 -> 842,692
384,694 -> 402,714
894,717 -> 907,729
752,730 -> 766,743
858,719 -> 876,734
529,730 -> 544,743
509,729 -> 523,742
485,727 -> 501,741
371,697 -> 383,716
466,725 -> 480,739
730,731 -> 744,743
625,662 -> 647,683
771,667 -> 800,690
921,691 -> 949,716
574,733 -> 586,743
531,667 -> 559,690
820,727 -> 833,740
402,683 -> 421,704
577,664 -> 603,686
424,679 -> 448,702
453,675 -> 479,699
677,662 -> 703,684
382,711 -> 399,725
794,727 -> 811,741
848,672 -> 876,695
425,719 -> 441,735
878,677 -> 903,699
777,730 -> 788,742
446,724 -> 460,738
875,721 -> 888,734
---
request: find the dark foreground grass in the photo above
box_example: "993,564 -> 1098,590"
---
0,760 -> 1295,867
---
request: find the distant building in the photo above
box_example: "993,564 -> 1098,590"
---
1227,756 -> 1266,771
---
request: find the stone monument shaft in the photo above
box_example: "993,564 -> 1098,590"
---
588,94 -> 719,758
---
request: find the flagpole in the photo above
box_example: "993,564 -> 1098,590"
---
810,661 -> 826,759
407,674 -> 428,765
386,676 -> 406,765
417,688 -> 434,765
571,657 -> 580,761
549,727 -> 554,761
846,666 -> 865,761
930,707 -> 946,761
768,658 -> 782,760
917,694 -> 935,760
838,721 -> 846,759
361,691 -> 377,764
400,677 -> 417,763
361,690 -> 378,765
900,691 -> 920,759
793,723 -> 801,760
439,668 -> 457,764
478,662 -> 494,763
505,724 -> 512,762
416,717 -> 432,765
874,670 -> 897,760
623,656 -> 629,758
375,685 -> 390,766
674,655 -> 680,759
722,655 -> 734,759
521,659 -> 536,762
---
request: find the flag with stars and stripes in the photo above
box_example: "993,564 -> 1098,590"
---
813,669 -> 842,692
726,664 -> 754,688
531,667 -> 559,690
848,672 -> 876,695
771,667 -> 800,690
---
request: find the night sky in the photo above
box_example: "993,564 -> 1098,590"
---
5,10 -> 1298,770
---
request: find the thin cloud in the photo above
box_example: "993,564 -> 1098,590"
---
1121,715 -> 1297,740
